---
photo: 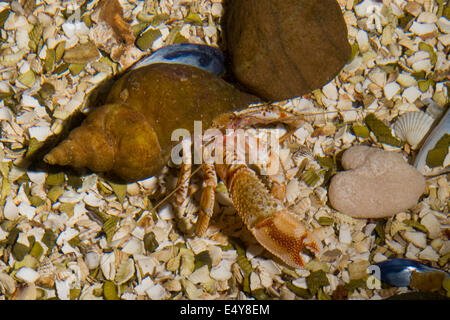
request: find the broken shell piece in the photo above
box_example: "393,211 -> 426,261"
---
414,108 -> 449,175
11,283 -> 37,300
188,265 -> 211,284
374,258 -> 449,287
114,258 -> 135,285
15,267 -> 40,283
210,259 -> 233,281
146,283 -> 167,300
393,111 -> 434,149
420,213 -> 442,239
402,231 -> 427,249
409,22 -> 438,39
132,43 -> 225,76
0,272 -> 16,295
418,246 -> 440,262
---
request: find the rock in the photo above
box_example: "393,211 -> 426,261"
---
224,0 -> 351,101
328,146 -> 426,218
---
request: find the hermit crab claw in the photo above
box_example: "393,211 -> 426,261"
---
250,210 -> 322,269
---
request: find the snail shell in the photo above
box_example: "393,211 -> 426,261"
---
44,61 -> 260,182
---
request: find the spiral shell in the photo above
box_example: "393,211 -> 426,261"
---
393,111 -> 434,149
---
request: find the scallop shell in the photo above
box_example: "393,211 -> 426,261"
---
393,111 -> 434,149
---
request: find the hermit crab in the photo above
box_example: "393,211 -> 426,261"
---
44,44 -> 322,268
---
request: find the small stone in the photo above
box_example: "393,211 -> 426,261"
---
329,146 -> 426,218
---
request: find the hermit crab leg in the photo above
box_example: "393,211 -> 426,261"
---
212,104 -> 306,130
195,164 -> 218,236
174,138 -> 193,218
174,161 -> 192,218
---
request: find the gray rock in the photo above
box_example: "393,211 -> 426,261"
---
328,146 -> 426,218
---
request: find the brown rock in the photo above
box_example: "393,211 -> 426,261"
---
224,0 -> 351,101
328,146 -> 426,218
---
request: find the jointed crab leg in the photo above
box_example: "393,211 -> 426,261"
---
174,140 -> 193,218
195,164 -> 217,236
212,104 -> 306,130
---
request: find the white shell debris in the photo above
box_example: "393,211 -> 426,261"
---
418,246 -> 440,262
210,259 -> 233,281
402,231 -> 427,249
420,213 -> 442,239
146,283 -> 167,300
383,82 -> 401,100
115,258 -> 136,285
15,268 -> 40,284
414,108 -> 449,174
339,224 -> 352,245
0,0 -> 448,302
85,251 -> 101,270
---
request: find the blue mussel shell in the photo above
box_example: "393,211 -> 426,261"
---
132,43 -> 225,76
374,258 -> 450,287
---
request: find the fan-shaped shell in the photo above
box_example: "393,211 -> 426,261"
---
393,111 -> 434,149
